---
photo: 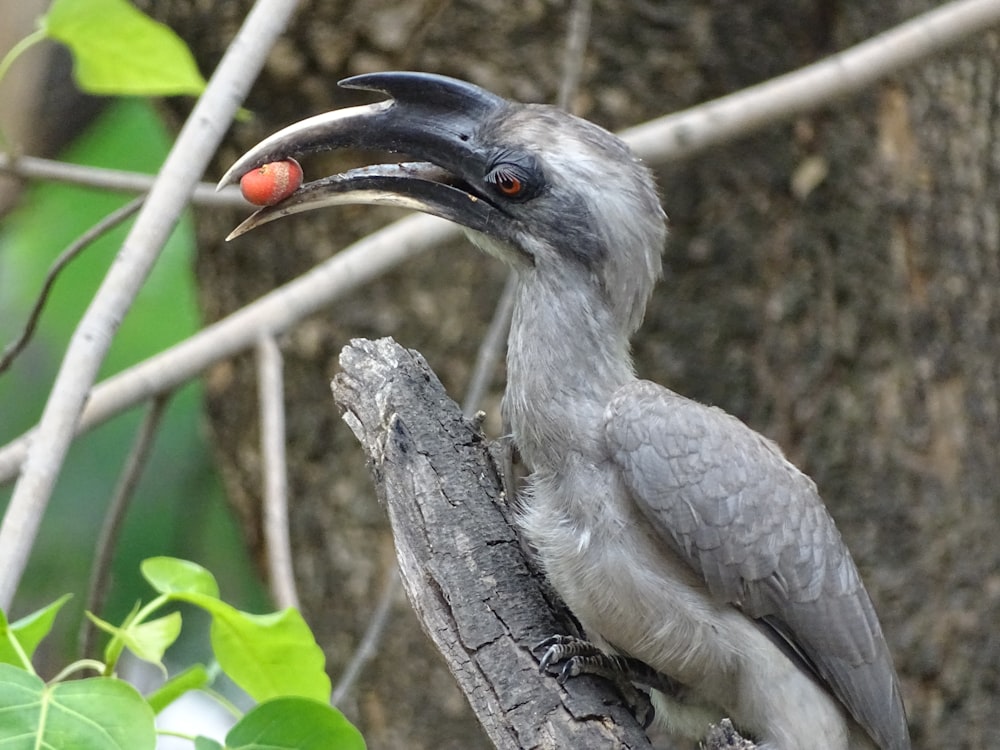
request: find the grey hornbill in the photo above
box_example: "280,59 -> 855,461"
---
219,72 -> 910,750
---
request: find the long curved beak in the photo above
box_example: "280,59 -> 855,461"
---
218,72 -> 510,240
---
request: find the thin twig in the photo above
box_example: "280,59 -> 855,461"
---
78,394 -> 170,660
557,0 -> 592,111
0,0 -> 991,210
255,335 -> 299,611
463,0 -> 593,420
0,0 -> 303,611
0,153 -> 247,207
5,2 -> 991,214
621,0 -> 1000,163
0,214 -> 458,486
0,196 -> 145,375
2,0 -> 998,488
329,566 -> 399,707
330,3 -> 594,683
461,274 -> 517,420
335,6 -> 601,702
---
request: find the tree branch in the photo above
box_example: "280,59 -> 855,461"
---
329,566 -> 400,707
0,196 -> 145,375
0,0 -> 302,610
622,0 -> 1000,163
331,337 -> 655,750
0,214 -> 455,486
255,334 -> 299,611
3,0 -> 999,605
0,153 -> 247,207
78,394 -> 171,660
332,338 -> 762,748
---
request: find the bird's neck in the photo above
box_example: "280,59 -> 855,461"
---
504,269 -> 636,469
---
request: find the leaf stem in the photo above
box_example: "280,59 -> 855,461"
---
49,658 -> 106,683
99,593 -> 170,675
155,728 -> 198,741
3,627 -> 36,675
0,27 -> 48,148
0,28 -> 47,89
201,683 -> 244,719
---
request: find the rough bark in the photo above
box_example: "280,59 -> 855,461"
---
330,338 -> 757,749
142,1 -> 1000,747
330,337 -> 656,750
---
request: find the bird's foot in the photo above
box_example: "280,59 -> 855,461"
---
534,634 -> 679,728
535,634 -> 680,692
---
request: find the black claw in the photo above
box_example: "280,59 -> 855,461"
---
538,646 -> 558,674
557,659 -> 579,684
534,633 -> 598,675
532,634 -> 575,653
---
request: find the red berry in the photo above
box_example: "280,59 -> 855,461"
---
239,158 -> 303,206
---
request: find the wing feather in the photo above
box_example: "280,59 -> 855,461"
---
605,379 -> 909,749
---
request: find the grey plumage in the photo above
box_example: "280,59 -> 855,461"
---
607,382 -> 908,748
222,72 -> 910,750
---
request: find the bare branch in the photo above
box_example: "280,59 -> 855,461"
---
5,0 -> 991,207
622,0 -> 1000,163
2,0 -> 997,519
0,196 -> 145,375
0,0 -> 302,611
332,337 -> 655,749
78,394 -> 170,660
0,152 -> 247,207
255,335 -> 299,611
336,0 -> 600,661
462,274 -> 517,419
0,214 -> 458,485
463,0 -> 592,418
557,0 -> 592,111
330,567 -> 401,707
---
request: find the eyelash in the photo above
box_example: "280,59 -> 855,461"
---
486,164 -> 532,199
489,167 -> 523,196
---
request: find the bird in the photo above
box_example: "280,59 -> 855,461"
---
219,71 -> 910,750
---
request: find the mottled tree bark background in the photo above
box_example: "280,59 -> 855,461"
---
140,1 -> 999,748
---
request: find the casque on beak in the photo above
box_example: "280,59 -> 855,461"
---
218,72 -> 512,240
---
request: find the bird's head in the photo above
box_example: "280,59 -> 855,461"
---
220,72 -> 666,335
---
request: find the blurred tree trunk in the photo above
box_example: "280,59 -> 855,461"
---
146,1 -> 998,747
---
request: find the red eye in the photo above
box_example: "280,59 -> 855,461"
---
485,160 -> 541,201
495,170 -> 523,196
487,165 -> 527,198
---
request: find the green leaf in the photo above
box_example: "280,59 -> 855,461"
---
132,612 -> 186,669
0,595 -> 71,667
0,663 -> 156,749
86,609 -> 181,672
128,612 -> 182,663
175,594 -> 330,703
10,596 -> 71,658
141,558 -> 329,701
227,697 -> 365,750
210,606 -> 331,703
194,738 -> 224,750
89,601 -> 142,670
142,557 -> 220,598
146,663 -> 210,714
42,0 -> 206,96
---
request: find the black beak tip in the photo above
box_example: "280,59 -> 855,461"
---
337,71 -> 506,116
338,70 -> 446,95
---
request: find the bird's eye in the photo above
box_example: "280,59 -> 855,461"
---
486,164 -> 528,198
